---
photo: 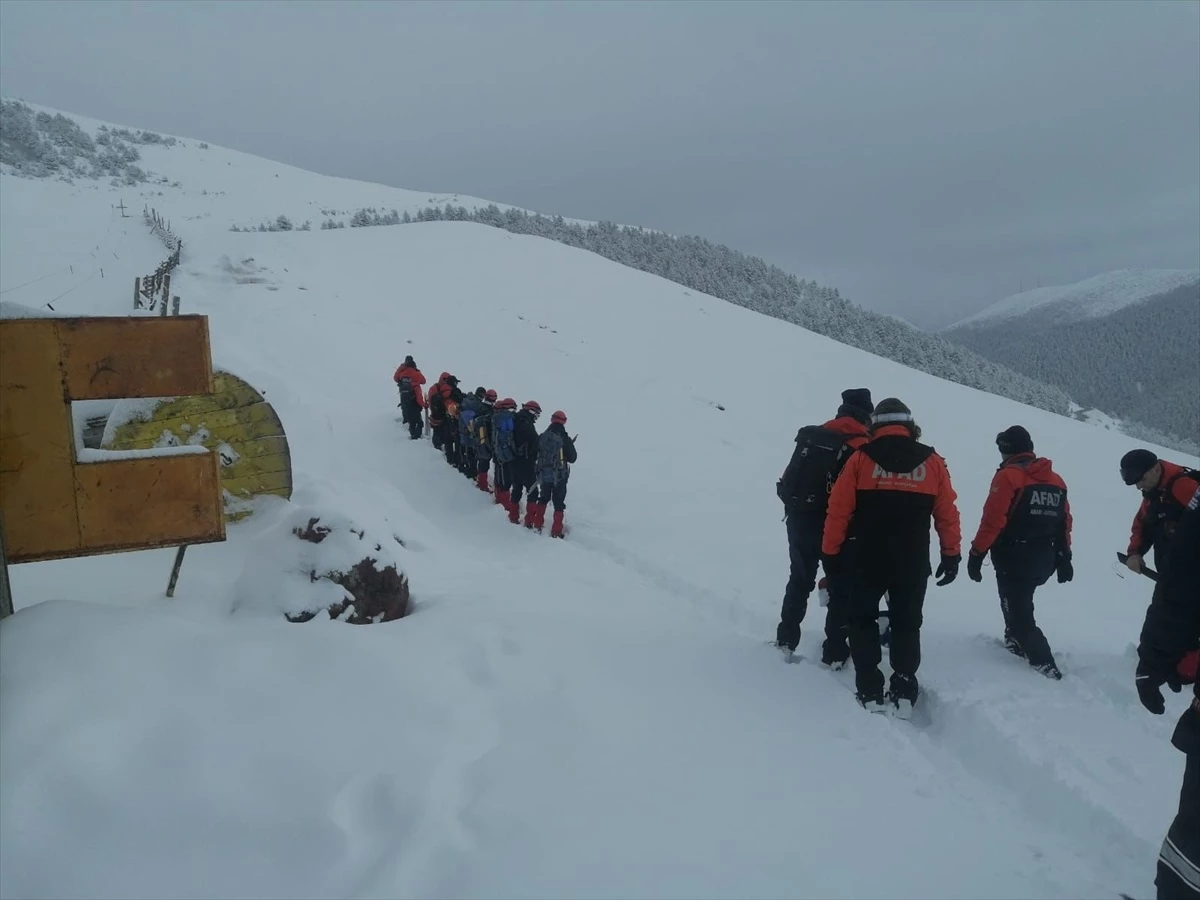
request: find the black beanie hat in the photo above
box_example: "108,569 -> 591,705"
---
403,355 -> 415,367
996,426 -> 1034,456
1120,449 -> 1158,485
840,388 -> 874,416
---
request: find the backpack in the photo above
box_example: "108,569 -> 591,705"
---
446,399 -> 459,420
492,408 -> 516,463
458,397 -> 479,441
778,425 -> 853,513
537,428 -> 567,484
428,389 -> 446,419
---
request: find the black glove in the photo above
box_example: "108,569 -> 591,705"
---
967,550 -> 985,583
1136,660 -> 1182,715
1055,550 -> 1074,584
935,554 -> 961,586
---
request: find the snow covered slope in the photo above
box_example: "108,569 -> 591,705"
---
946,267 -> 1200,331
2,106 -> 1198,900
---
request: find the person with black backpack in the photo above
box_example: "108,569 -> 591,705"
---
490,397 -> 520,517
509,400 -> 542,525
392,356 -> 427,440
457,387 -> 486,479
530,410 -> 577,538
473,389 -> 497,493
774,388 -> 873,666
966,426 -> 1072,680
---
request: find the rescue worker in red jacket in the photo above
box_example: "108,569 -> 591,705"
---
822,397 -> 961,716
426,372 -> 451,451
774,388 -> 873,668
392,355 -> 427,440
967,426 -> 1072,679
1121,449 -> 1200,575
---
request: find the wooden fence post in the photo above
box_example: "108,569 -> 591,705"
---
165,545 -> 188,597
134,277 -> 141,310
162,274 -> 171,307
0,516 -> 14,620
172,296 -> 181,316
159,297 -> 168,317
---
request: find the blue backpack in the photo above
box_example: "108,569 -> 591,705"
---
492,408 -> 516,463
537,428 -> 567,484
458,395 -> 480,443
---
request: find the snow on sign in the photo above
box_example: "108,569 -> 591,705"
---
0,316 -> 225,565
101,370 -> 293,521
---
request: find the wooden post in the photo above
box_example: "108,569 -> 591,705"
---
162,273 -> 171,307
165,545 -> 188,598
134,277 -> 141,310
172,296 -> 181,316
159,297 -> 168,317
0,516 -> 14,620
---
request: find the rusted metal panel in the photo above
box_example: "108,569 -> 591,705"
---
58,315 -> 214,400
0,320 -> 82,561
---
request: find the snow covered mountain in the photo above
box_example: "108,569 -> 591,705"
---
2,103 -> 1198,900
944,271 -> 1200,453
945,268 -> 1200,331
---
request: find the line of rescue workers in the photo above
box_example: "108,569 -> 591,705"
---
392,355 -> 578,539
772,388 -> 1198,900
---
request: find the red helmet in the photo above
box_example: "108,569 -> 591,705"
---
485,389 -> 498,402
496,397 -> 517,410
439,371 -> 450,382
551,410 -> 567,425
522,400 -> 542,415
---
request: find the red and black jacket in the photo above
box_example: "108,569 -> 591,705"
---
822,424 -> 962,580
392,365 -> 427,408
1128,461 -> 1199,559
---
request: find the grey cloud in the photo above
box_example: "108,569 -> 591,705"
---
2,0 -> 1196,327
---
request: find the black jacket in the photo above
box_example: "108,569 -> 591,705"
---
512,410 -> 540,475
1138,482 -> 1200,754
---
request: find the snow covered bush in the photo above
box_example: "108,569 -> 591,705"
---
233,504 -> 410,624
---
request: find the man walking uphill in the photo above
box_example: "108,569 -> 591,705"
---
967,426 -> 1072,680
1121,449 -> 1199,575
821,397 -> 961,718
393,356 -> 426,440
774,388 -> 873,666
1135,481 -> 1200,899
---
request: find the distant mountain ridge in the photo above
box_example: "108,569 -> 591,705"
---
946,268 -> 1200,331
945,272 -> 1200,453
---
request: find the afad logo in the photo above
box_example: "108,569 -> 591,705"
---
871,463 -> 927,483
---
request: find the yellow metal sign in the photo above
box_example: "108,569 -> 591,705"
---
102,370 -> 293,521
0,316 -> 225,564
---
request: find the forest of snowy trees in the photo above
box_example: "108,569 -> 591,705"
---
388,203 -> 1073,416
0,99 -> 168,185
947,282 -> 1200,453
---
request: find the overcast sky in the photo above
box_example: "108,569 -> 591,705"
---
2,0 -> 1197,328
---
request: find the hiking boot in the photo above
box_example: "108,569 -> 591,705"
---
887,673 -> 919,719
1003,631 -> 1028,659
495,488 -> 511,509
507,502 -> 520,525
524,504 -> 539,529
820,640 -> 850,670
475,471 -> 489,493
1036,662 -> 1063,680
856,689 -> 887,713
773,640 -> 797,663
550,509 -> 565,539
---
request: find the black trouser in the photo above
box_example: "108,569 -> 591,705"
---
533,475 -> 568,510
459,441 -> 476,475
1158,749 -> 1200,898
431,420 -> 444,450
511,461 -> 536,505
776,512 -> 822,651
441,421 -> 459,466
822,569 -> 852,661
494,460 -> 513,494
995,572 -> 1056,669
401,401 -> 422,440
848,569 -> 927,698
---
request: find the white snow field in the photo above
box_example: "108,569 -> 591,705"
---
946,267 -> 1200,331
2,106 -> 1198,900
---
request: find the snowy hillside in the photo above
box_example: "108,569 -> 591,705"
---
3,105 -> 1199,900
946,268 -> 1200,331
